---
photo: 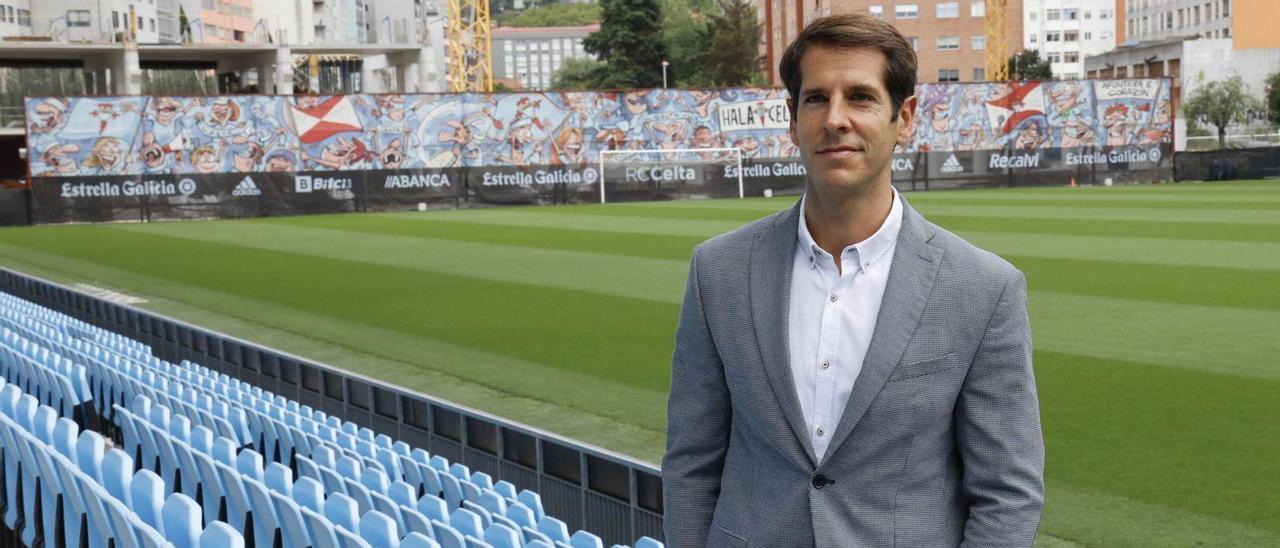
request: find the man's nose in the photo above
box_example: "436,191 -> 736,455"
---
823,100 -> 853,134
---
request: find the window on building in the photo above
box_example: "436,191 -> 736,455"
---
1029,11 -> 1036,20
936,35 -> 960,50
1194,5 -> 1200,24
18,8 -> 29,26
895,4 -> 918,18
1064,52 -> 1080,62
1046,52 -> 1061,63
1101,31 -> 1112,39
1064,30 -> 1078,41
112,11 -> 120,29
1046,9 -> 1060,20
971,35 -> 984,49
1100,9 -> 1110,19
1084,10 -> 1092,19
1046,31 -> 1060,42
937,2 -> 959,18
973,67 -> 985,80
1064,8 -> 1078,20
1084,31 -> 1092,40
938,68 -> 960,82
971,1 -> 984,16
1029,33 -> 1037,43
869,5 -> 884,16
1166,12 -> 1173,28
1223,0 -> 1229,17
909,36 -> 919,50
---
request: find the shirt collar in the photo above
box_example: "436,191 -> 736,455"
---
797,188 -> 903,274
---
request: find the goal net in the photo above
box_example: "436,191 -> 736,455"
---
596,147 -> 744,204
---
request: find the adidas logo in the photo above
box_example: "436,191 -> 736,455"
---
941,154 -> 964,174
232,176 -> 262,196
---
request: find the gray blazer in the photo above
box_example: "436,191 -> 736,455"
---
663,198 -> 1044,547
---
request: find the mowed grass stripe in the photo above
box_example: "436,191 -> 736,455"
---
259,213 -> 708,262
110,221 -> 690,304
0,229 -> 680,392
379,208 -> 749,238
968,233 -> 1280,272
925,215 -> 1280,243
1035,349 -> 1280,535
1028,291 -> 1280,380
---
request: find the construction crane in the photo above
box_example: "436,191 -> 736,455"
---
984,0 -> 1010,80
447,0 -> 494,92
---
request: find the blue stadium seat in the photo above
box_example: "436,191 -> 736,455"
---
131,468 -> 165,532
450,507 -> 485,538
363,466 -> 391,493
162,492 -> 204,548
522,527 -> 554,546
429,456 -> 450,474
400,503 -> 435,538
212,438 -> 237,467
372,491 -> 407,535
493,481 -> 518,501
244,477 -> 284,548
464,535 -> 494,548
236,448 -> 265,482
326,492 -> 362,533
302,506 -> 343,548
192,452 -> 228,526
463,500 -> 494,529
345,477 -> 376,515
476,490 -> 507,516
506,502 -> 536,530
294,476 -> 327,513
101,448 -> 134,507
470,472 -> 494,491
537,516 -> 570,544
336,525 -> 376,548
524,541 -> 553,548
634,537 -> 664,548
76,429 -> 106,482
359,509 -> 400,548
53,416 -> 79,461
483,522 -> 523,548
271,490 -> 311,548
389,480 -> 417,507
518,490 -> 545,522
31,405 -> 55,443
401,532 -> 442,548
214,462 -> 252,530
569,530 -> 604,548
200,520 -> 246,548
266,461 -> 294,495
440,472 -> 465,511
432,520 -> 468,548
418,493 -> 450,523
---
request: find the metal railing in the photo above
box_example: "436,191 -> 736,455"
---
0,267 -> 666,545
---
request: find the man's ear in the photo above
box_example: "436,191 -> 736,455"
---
896,95 -> 918,146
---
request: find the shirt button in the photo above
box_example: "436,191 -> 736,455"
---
829,294 -> 838,302
815,426 -> 825,436
821,360 -> 830,369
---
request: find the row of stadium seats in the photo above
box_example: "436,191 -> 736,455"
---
0,291 -> 664,548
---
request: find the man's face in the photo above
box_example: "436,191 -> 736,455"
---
788,46 -> 914,196
266,156 -> 293,172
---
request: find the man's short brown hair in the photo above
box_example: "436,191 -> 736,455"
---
780,13 -> 918,120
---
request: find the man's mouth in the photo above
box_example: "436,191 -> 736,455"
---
818,146 -> 862,158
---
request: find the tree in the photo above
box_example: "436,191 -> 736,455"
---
495,3 -> 601,27
1006,50 -> 1052,80
551,57 -> 608,89
701,0 -> 764,86
1265,71 -> 1280,127
178,6 -> 192,44
582,0 -> 669,88
659,0 -> 712,87
1183,72 -> 1263,148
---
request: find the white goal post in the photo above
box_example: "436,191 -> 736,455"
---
597,147 -> 744,204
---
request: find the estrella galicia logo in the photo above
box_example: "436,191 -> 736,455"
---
178,178 -> 197,196
581,167 -> 599,184
1148,147 -> 1162,163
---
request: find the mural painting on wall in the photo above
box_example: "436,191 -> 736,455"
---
25,80 -> 1171,179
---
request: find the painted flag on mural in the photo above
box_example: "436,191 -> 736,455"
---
985,82 -> 1047,135
59,98 -> 146,141
288,96 -> 363,144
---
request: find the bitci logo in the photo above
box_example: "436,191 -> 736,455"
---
295,175 -> 313,193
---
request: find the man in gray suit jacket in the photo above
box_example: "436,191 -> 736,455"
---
662,14 -> 1044,547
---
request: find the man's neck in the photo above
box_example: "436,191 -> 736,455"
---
803,181 -> 895,273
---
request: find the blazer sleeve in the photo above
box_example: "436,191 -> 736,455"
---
957,269 -> 1046,547
662,247 -> 732,547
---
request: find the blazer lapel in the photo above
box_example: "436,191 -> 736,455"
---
820,200 -> 944,463
750,200 -> 818,467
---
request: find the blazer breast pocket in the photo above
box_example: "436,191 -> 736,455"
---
707,525 -> 748,548
887,351 -> 958,382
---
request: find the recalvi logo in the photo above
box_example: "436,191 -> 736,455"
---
295,175 -> 353,193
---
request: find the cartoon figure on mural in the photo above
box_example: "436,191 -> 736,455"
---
550,125 -> 588,167
89,102 -> 137,135
139,97 -> 196,173
1102,103 -> 1132,146
1047,82 -> 1096,147
1013,118 -> 1050,149
918,89 -> 957,151
303,136 -> 375,170
1137,102 -> 1171,145
28,98 -> 70,136
264,150 -> 298,172
81,137 -> 130,175
33,143 -> 80,176
496,116 -> 545,166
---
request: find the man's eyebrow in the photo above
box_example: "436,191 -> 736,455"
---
798,83 -> 883,97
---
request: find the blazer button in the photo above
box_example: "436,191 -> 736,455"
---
811,474 -> 830,489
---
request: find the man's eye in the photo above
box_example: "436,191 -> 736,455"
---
803,95 -> 825,104
852,93 -> 874,102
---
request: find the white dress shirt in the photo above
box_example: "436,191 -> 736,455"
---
788,190 -> 903,461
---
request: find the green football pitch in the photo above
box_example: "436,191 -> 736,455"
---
1,180 -> 1278,546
